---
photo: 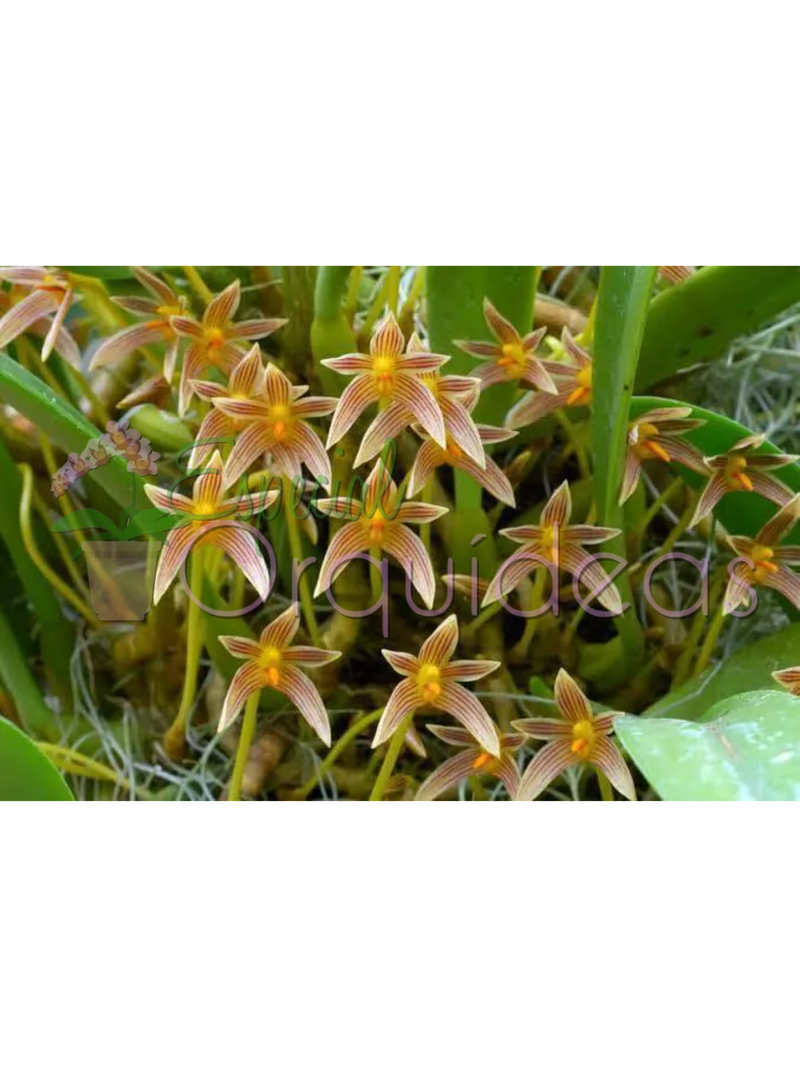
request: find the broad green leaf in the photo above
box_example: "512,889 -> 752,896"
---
591,266 -> 656,668
311,266 -> 357,396
617,690 -> 800,800
121,509 -> 191,540
644,623 -> 800,721
0,718 -> 74,800
637,266 -> 800,390
51,508 -> 121,537
0,602 -> 61,740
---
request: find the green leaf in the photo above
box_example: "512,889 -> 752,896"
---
591,266 -> 656,669
121,508 -> 191,541
0,718 -> 74,800
311,266 -> 357,396
617,690 -> 800,800
638,266 -> 800,391
51,508 -> 121,537
0,603 -> 61,740
644,623 -> 800,721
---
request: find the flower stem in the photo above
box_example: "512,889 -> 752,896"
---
369,545 -> 383,605
182,266 -> 214,304
228,692 -> 260,801
510,566 -> 548,661
369,714 -> 412,801
636,476 -> 684,537
38,743 -> 155,800
291,709 -> 383,799
421,480 -> 434,555
165,552 -> 204,760
282,475 -> 320,645
597,768 -> 614,801
693,596 -> 728,678
555,409 -> 590,479
462,600 -> 503,640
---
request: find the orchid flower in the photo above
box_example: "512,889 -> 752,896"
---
482,480 -> 622,612
117,375 -> 172,411
415,725 -> 522,801
218,604 -> 340,744
724,494 -> 800,614
373,614 -> 501,755
658,266 -> 695,284
188,342 -> 266,468
506,328 -> 593,429
620,406 -> 706,505
773,667 -> 800,696
513,669 -> 636,801
455,297 -> 560,392
213,358 -> 337,487
408,424 -> 518,507
691,434 -> 796,526
170,279 -> 287,415
144,448 -> 279,604
0,267 -> 74,363
90,266 -> 187,377
322,314 -> 449,449
127,448 -> 161,476
314,459 -> 447,609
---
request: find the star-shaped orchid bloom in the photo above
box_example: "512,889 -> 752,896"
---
773,667 -> 800,696
506,328 -> 594,429
314,459 -> 447,609
374,614 -> 501,756
187,342 -> 266,469
482,480 -> 622,612
218,604 -> 340,744
90,266 -> 187,377
212,358 -> 337,488
691,434 -> 797,526
144,448 -> 279,604
0,267 -> 74,363
408,423 -> 518,507
170,279 -> 287,415
322,314 -> 449,449
513,669 -> 636,801
415,725 -> 523,801
724,494 -> 800,615
455,297 -> 560,392
620,406 -> 706,505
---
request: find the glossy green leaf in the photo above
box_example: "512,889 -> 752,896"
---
617,690 -> 800,800
591,267 -> 656,668
51,508 -> 121,537
0,601 -> 61,739
311,266 -> 357,396
638,266 -> 800,390
0,718 -> 74,800
644,623 -> 800,721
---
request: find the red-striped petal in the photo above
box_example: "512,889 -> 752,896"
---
260,604 -> 301,649
483,298 -> 520,345
369,313 -> 405,358
419,614 -> 459,665
320,353 -> 373,375
291,421 -> 332,483
382,649 -> 420,677
204,279 -> 240,327
326,374 -> 379,446
759,494 -> 800,546
512,718 -> 573,740
560,543 -> 623,614
218,635 -> 263,660
314,522 -> 370,596
228,343 -> 264,395
541,480 -> 572,528
355,403 -> 414,466
132,265 -> 178,306
0,289 -> 59,349
441,659 -> 500,682
415,750 -> 479,801
383,524 -> 437,608
440,395 -> 485,467
407,441 -> 443,497
515,739 -> 579,801
276,665 -> 331,746
592,736 -> 637,800
395,500 -> 449,524
227,317 -> 286,341
210,524 -> 271,601
553,668 -> 592,724
223,423 -> 272,489
432,682 -> 500,756
219,662 -> 264,732
372,678 -> 419,747
152,521 -> 198,603
90,321 -> 168,370
282,646 -> 342,667
144,483 -> 195,515
619,449 -> 642,505
393,374 -> 446,448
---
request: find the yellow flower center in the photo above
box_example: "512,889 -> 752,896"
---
193,500 -> 218,517
632,421 -> 671,463
539,524 -> 560,565
725,454 -> 753,491
260,645 -> 282,686
373,354 -> 396,395
472,751 -> 498,772
748,542 -> 779,582
367,516 -> 386,545
417,663 -> 442,703
567,365 -> 593,406
498,342 -> 526,377
204,326 -> 225,353
570,719 -> 596,759
445,439 -> 463,461
157,303 -> 183,318
269,403 -> 292,439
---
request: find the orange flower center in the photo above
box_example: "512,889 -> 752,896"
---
445,439 -> 463,461
725,454 -> 753,491
260,645 -> 282,686
748,542 -> 779,582
417,663 -> 442,703
157,303 -> 183,318
567,364 -> 593,406
194,500 -> 218,518
472,751 -> 498,772
498,342 -> 526,377
372,354 -> 396,396
269,403 -> 292,440
632,422 -> 671,463
368,516 -> 386,545
540,524 -> 560,566
570,719 -> 596,759
204,326 -> 226,355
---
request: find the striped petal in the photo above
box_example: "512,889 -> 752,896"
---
723,562 -> 756,616
192,449 -> 224,508
482,549 -> 541,607
523,357 -> 559,395
191,379 -> 229,401
0,289 -> 58,349
773,667 -> 800,696
144,483 -> 195,515
473,361 -> 516,388
415,750 -> 480,801
382,649 -> 420,677
592,712 -> 623,736
293,395 -> 339,419
563,523 -> 619,545
483,298 -> 520,345
314,522 -> 370,596
663,438 -> 706,473
372,678 -> 420,747
282,646 -> 341,667
152,521 -> 199,603
274,665 -> 332,746
775,547 -> 800,565
383,524 -> 437,608
506,386 -> 569,429
113,295 -> 164,316
659,266 -> 695,284
320,353 -> 373,375
204,279 -> 240,326
91,321 -> 170,369
118,375 -> 171,410
441,659 -> 501,682
228,343 -> 264,395
759,494 -> 800,546
223,423 -> 272,489
314,496 -> 363,519
554,668 -> 592,724
691,473 -> 730,526
326,374 -> 380,446
213,397 -> 268,420
500,525 -> 542,545
407,440 -> 443,497
748,473 -> 794,510
369,313 -> 405,358
218,635 -> 263,660
189,409 -> 235,469
164,335 -> 180,383
227,317 -> 286,341
132,265 -> 178,306
178,343 -> 207,416
512,718 -> 573,740
619,449 -> 642,505
404,725 -> 427,759
561,327 -> 592,367
397,351 -> 449,373
432,682 -> 500,756
456,452 -> 516,507
419,614 -> 460,665
291,420 -> 332,482
210,524 -> 271,601
522,325 -> 548,354
592,736 -> 637,800
560,542 -> 623,614
395,500 -> 448,524
355,403 -> 414,466
260,604 -> 301,649
455,340 -> 502,360
219,662 -> 264,732
426,724 -> 474,746
515,739 -> 579,801
170,315 -> 204,340
0,267 -> 49,285
763,566 -> 800,610
493,754 -> 521,799
440,396 -> 485,467
393,374 -> 447,448
541,480 -> 573,528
